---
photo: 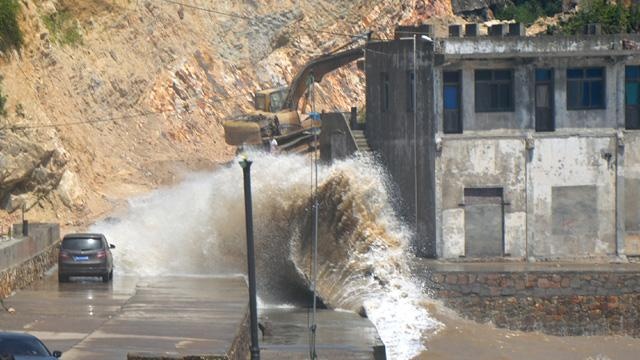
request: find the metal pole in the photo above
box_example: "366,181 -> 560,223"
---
310,76 -> 319,360
413,35 -> 419,241
22,220 -> 28,237
239,158 -> 260,360
311,128 -> 319,360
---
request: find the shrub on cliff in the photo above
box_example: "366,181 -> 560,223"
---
557,0 -> 640,34
0,0 -> 23,52
43,9 -> 82,46
495,1 -> 562,25
0,76 -> 7,118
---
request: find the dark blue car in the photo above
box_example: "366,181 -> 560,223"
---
0,332 -> 61,359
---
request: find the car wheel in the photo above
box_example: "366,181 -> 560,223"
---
58,274 -> 68,283
102,273 -> 109,283
109,270 -> 113,280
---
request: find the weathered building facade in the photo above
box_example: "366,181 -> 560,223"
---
365,26 -> 640,260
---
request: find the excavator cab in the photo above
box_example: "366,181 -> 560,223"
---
254,87 -> 288,113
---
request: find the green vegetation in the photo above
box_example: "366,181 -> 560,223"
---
557,0 -> 640,34
0,0 -> 23,52
0,76 -> 7,118
43,9 -> 82,46
495,0 -> 562,25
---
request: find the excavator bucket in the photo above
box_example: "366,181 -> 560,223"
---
223,121 -> 263,146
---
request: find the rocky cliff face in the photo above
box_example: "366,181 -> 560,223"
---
0,0 -> 454,230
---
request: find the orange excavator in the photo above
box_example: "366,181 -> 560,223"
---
223,45 -> 365,148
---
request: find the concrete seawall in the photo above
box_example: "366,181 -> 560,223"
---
419,262 -> 640,337
0,223 -> 60,298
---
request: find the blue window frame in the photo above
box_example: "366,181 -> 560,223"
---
443,70 -> 462,133
626,66 -> 640,105
535,69 -> 552,82
566,67 -> 605,110
626,65 -> 640,129
444,86 -> 459,109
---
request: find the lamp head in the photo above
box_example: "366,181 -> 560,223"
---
239,155 -> 252,168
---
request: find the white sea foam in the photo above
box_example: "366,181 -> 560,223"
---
90,151 -> 441,359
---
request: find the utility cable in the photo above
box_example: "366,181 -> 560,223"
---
161,0 -> 253,20
6,109 -> 174,131
306,72 -> 319,360
3,93 -> 250,131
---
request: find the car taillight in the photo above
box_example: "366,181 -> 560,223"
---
59,250 -> 71,259
96,250 -> 107,259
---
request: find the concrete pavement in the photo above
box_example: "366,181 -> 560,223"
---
260,308 -> 386,359
0,272 -> 249,359
1,270 -> 386,359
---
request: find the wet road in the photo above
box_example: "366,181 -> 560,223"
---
0,270 -> 248,359
260,308 -> 385,359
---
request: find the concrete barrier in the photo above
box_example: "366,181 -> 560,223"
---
1,223 -> 58,270
0,223 -> 60,298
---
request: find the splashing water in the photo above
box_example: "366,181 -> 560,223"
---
90,152 -> 442,359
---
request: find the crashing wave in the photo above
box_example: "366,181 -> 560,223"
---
91,151 -> 441,359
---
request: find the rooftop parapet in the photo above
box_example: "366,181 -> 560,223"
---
465,23 -> 479,37
439,33 -> 640,59
489,24 -> 508,37
394,24 -> 433,39
449,24 -> 462,38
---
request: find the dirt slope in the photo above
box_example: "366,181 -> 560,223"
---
0,0 -> 454,231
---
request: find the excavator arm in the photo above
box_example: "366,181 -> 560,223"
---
224,46 -> 364,146
281,47 -> 365,111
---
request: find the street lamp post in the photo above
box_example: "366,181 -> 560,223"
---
239,157 -> 260,360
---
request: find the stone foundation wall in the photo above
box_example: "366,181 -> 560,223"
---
0,242 -> 59,298
428,270 -> 640,336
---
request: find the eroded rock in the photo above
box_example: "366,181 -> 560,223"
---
0,132 -> 69,211
56,169 -> 83,207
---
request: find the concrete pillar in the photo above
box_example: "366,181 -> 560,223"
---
616,142 -> 626,256
525,137 -> 535,260
615,61 -> 626,257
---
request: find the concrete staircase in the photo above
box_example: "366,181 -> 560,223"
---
352,130 -> 372,153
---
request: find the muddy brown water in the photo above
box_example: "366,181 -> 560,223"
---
419,303 -> 640,360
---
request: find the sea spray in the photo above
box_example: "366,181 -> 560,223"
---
91,151 -> 441,359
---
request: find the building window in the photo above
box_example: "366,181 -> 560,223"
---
535,69 -> 555,132
475,69 -> 514,112
407,71 -> 415,112
626,65 -> 640,129
443,71 -> 462,133
381,72 -> 390,112
566,67 -> 605,110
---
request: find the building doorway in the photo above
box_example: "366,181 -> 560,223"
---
464,187 -> 504,257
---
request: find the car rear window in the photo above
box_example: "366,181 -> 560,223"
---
0,337 -> 51,356
62,238 -> 103,250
